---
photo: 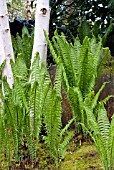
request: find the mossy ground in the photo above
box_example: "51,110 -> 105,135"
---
0,136 -> 103,170
61,141 -> 103,170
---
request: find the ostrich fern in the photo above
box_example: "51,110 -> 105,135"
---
45,30 -> 109,125
42,62 -> 74,169
83,103 -> 114,170
76,83 -> 114,170
43,88 -> 74,169
0,53 -> 51,162
12,26 -> 33,69
0,53 -> 74,169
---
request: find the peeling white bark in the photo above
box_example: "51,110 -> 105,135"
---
0,0 -> 14,88
31,0 -> 50,65
0,26 -> 5,66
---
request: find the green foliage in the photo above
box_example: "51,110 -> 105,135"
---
42,62 -> 74,169
72,81 -> 114,169
78,20 -> 92,43
12,26 -> 34,69
0,53 -> 74,169
82,94 -> 114,170
0,53 -> 50,163
102,20 -> 113,46
45,30 -> 109,126
44,90 -> 74,169
7,0 -> 27,21
78,20 -> 113,46
49,0 -> 114,44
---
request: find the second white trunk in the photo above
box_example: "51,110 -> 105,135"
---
32,0 -> 50,65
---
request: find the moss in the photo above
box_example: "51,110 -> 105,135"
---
60,142 -> 103,170
0,140 -> 103,170
103,55 -> 114,74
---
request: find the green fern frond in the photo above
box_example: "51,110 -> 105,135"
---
78,20 -> 91,43
53,63 -> 62,98
74,87 -> 84,124
30,53 -> 40,87
84,105 -> 99,135
59,131 -> 74,159
0,59 -> 6,74
102,20 -> 113,46
55,35 -> 76,87
43,89 -> 62,164
12,27 -> 33,69
79,36 -> 89,96
60,117 -> 75,137
97,47 -> 110,78
83,96 -> 114,169
30,81 -> 41,139
97,103 -> 110,142
2,76 -> 12,97
10,54 -> 28,87
67,87 -> 79,118
62,65 -> 69,91
71,37 -> 81,86
14,77 -> 28,111
95,134 -> 108,169
91,82 -> 107,109
107,115 -> 114,168
44,30 -> 58,64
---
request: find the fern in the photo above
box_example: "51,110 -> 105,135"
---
43,88 -> 74,169
78,20 -> 92,43
98,103 -> 110,142
45,31 -> 109,127
107,114 -> 114,169
2,80 -> 19,162
53,63 -> 62,98
42,62 -> 74,168
12,26 -> 33,69
82,92 -> 114,170
102,20 -> 113,46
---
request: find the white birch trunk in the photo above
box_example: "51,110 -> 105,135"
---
31,0 -> 50,65
0,0 -> 14,88
0,25 -> 5,101
0,26 -> 5,66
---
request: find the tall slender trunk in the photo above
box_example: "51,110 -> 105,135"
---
26,0 -> 32,20
0,0 -> 14,88
0,26 -> 5,66
31,0 -> 50,65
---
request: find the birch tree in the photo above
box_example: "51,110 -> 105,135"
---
31,0 -> 50,65
0,0 -> 14,88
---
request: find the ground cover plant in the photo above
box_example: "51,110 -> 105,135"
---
45,31 -> 114,169
0,53 -> 74,169
45,30 -> 109,127
0,29 -> 114,169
